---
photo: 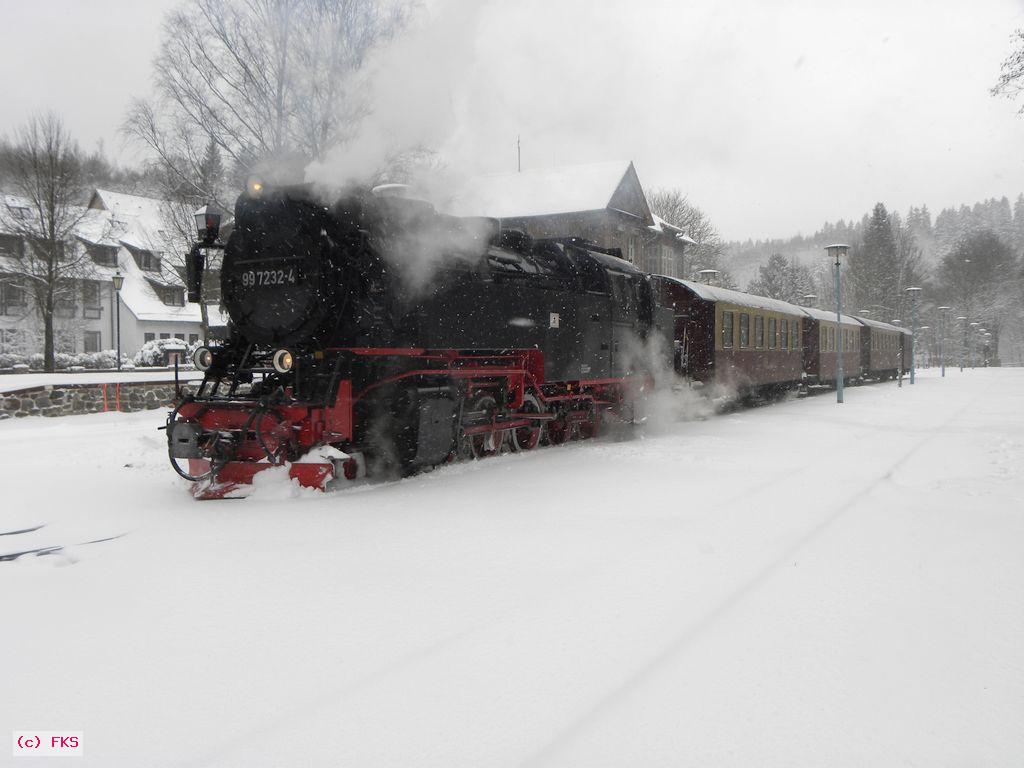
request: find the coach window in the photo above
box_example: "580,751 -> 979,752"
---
721,311 -> 734,349
793,321 -> 800,349
768,317 -> 777,349
829,327 -> 835,351
739,313 -> 750,348
781,319 -> 789,349
754,315 -> 764,348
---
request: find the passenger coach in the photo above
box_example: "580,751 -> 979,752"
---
653,276 -> 805,394
800,307 -> 862,385
853,315 -> 906,380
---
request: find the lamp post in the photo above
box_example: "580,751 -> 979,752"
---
969,322 -> 980,368
937,306 -> 951,377
905,287 -> 922,383
919,326 -> 930,367
112,271 -> 124,371
802,293 -> 818,308
956,316 -> 967,371
825,244 -> 848,403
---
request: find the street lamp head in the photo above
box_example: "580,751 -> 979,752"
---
858,309 -> 871,315
194,204 -> 222,246
905,286 -> 922,295
802,293 -> 817,302
697,268 -> 719,284
970,322 -> 979,327
938,305 -> 951,311
956,316 -> 967,321
111,271 -> 124,292
825,243 -> 849,263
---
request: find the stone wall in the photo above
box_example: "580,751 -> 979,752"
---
0,381 -> 195,419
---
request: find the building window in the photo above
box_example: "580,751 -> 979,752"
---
792,321 -> 799,350
754,316 -> 764,348
0,234 -> 23,258
768,317 -> 777,349
721,311 -> 734,349
739,313 -> 750,348
82,280 -> 102,319
188,334 -> 199,344
84,331 -> 101,353
155,284 -> 184,307
132,248 -> 161,272
87,244 -> 118,266
781,319 -> 789,349
1,279 -> 27,314
55,293 -> 76,318
145,333 -> 156,343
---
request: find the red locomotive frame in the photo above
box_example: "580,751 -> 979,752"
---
173,347 -> 645,499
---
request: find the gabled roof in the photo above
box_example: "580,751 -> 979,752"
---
446,161 -> 653,224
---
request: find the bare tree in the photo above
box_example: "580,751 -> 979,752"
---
124,0 -> 412,190
648,188 -> 735,287
0,114 -> 89,371
992,29 -> 1024,113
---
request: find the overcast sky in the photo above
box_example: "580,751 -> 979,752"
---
2,0 -> 1024,240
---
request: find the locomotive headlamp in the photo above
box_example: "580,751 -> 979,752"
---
193,346 -> 214,371
272,348 -> 294,374
247,176 -> 264,197
194,204 -> 222,245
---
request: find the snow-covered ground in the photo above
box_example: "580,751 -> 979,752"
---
0,370 -> 204,394
2,368 -> 1022,766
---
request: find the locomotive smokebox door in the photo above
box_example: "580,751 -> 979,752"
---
168,421 -> 204,459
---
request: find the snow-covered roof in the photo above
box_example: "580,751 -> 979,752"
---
90,189 -> 168,227
799,305 -> 861,327
446,161 -> 646,220
649,214 -> 697,245
1,188 -> 207,325
660,276 -> 806,315
854,315 -> 912,335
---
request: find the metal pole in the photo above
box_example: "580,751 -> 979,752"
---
909,294 -> 917,385
835,253 -> 844,404
939,314 -> 945,377
115,291 -> 121,372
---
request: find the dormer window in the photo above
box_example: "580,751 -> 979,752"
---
127,244 -> 161,272
147,278 -> 185,307
87,244 -> 118,266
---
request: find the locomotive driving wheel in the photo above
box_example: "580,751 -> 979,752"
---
462,393 -> 503,459
509,394 -> 543,452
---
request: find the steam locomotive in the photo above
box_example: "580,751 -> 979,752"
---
168,184 -> 673,497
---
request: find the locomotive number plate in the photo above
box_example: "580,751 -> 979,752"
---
240,268 -> 297,287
